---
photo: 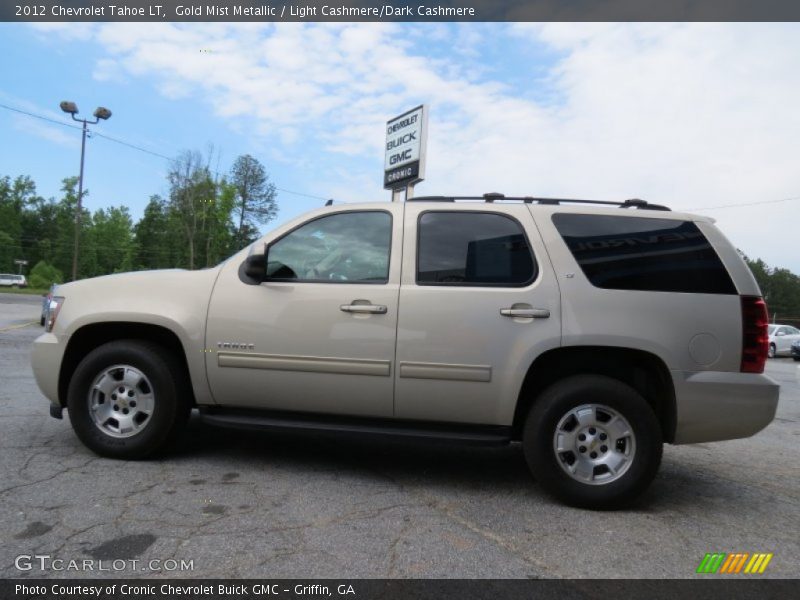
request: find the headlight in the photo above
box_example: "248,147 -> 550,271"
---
45,296 -> 65,332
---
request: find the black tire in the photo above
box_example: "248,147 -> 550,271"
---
40,315 -> 46,326
522,374 -> 663,510
793,357 -> 800,362
66,339 -> 190,459
768,344 -> 776,359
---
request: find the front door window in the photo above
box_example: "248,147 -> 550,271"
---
266,211 -> 392,283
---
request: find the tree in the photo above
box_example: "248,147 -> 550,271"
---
0,231 -> 18,273
92,206 -> 134,275
51,177 -> 92,280
0,175 -> 38,272
743,254 -> 800,320
0,177 -> 23,246
133,196 -> 178,270
200,179 -> 237,267
28,260 -> 63,289
1,166 -> 282,278
20,195 -> 59,274
166,150 -> 244,269
229,154 -> 277,248
168,150 -> 215,270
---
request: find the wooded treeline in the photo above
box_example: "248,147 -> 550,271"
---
743,255 -> 800,321
0,151 -> 277,287
2,160 -> 800,321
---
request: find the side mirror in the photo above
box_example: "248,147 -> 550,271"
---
239,245 -> 267,284
244,254 -> 266,280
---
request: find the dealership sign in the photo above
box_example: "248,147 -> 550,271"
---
384,105 -> 427,190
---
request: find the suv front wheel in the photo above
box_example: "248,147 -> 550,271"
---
523,374 -> 663,509
66,340 -> 190,459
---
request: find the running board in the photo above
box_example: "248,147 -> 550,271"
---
199,408 -> 512,446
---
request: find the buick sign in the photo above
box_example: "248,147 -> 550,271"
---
384,105 -> 427,190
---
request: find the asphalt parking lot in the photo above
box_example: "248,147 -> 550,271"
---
1,292 -> 799,579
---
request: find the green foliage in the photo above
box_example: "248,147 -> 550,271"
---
0,231 -> 19,273
28,260 -> 63,289
6,164 -> 800,320
230,154 -> 278,248
0,175 -> 38,272
91,206 -> 134,275
743,254 -> 800,319
2,151 -> 273,281
166,150 -> 240,269
133,196 -> 180,270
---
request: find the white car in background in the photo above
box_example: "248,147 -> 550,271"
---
767,324 -> 800,358
0,274 -> 27,288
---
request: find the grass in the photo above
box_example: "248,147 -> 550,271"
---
0,286 -> 49,296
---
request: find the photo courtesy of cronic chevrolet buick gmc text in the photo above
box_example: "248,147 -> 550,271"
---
30,194 -> 779,509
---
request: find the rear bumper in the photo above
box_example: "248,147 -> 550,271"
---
31,332 -> 65,408
672,370 -> 779,444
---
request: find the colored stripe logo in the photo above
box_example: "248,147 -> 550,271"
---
696,553 -> 773,574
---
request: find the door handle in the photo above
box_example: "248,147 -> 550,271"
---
500,307 -> 550,319
340,303 -> 388,314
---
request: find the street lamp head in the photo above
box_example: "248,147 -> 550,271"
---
93,107 -> 112,120
60,101 -> 79,115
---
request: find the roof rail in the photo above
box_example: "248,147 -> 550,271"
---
407,193 -> 671,211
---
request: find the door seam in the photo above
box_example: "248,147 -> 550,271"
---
391,201 -> 406,417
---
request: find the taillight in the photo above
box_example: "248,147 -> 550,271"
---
741,296 -> 768,373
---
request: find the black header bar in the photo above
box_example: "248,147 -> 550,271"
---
2,579 -> 798,600
3,1 -> 800,22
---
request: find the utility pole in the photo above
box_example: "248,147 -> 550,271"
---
73,117 -> 88,282
59,101 -> 112,281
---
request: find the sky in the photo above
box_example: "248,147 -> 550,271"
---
1,22 -> 799,272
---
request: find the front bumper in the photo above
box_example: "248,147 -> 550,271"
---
672,370 -> 779,444
31,332 -> 66,409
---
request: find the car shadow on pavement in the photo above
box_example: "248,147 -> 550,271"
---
169,413 -> 533,495
165,413 -> 751,513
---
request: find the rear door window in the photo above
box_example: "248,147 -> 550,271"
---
552,214 -> 736,294
417,212 -> 536,286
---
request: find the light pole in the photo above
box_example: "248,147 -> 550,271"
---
59,101 -> 112,281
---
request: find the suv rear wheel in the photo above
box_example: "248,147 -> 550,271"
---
523,374 -> 663,509
66,340 -> 190,459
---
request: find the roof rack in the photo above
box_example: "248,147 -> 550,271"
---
407,193 -> 671,211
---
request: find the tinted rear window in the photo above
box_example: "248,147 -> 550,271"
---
552,214 -> 736,294
417,212 -> 536,286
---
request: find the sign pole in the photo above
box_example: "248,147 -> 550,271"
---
14,259 -> 28,275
